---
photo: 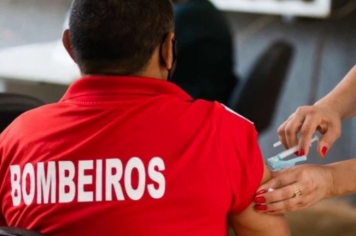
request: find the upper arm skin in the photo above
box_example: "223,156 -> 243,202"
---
229,164 -> 291,236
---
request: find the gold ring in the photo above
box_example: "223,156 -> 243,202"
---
293,185 -> 302,198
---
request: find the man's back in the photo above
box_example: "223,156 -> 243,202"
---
0,76 -> 263,236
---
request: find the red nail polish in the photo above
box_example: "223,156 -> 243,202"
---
299,149 -> 305,156
256,189 -> 267,195
254,197 -> 266,204
321,146 -> 328,156
255,205 -> 267,211
294,151 -> 299,156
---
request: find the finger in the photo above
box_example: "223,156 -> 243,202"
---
277,120 -> 289,149
265,203 -> 308,215
262,185 -> 296,204
263,197 -> 303,213
317,126 -> 341,158
284,114 -> 305,149
258,170 -> 298,192
265,211 -> 285,215
298,115 -> 321,156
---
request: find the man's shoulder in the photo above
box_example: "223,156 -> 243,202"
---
212,103 -> 257,140
213,103 -> 254,130
13,103 -> 55,122
1,104 -> 56,140
219,104 -> 254,125
182,100 -> 254,131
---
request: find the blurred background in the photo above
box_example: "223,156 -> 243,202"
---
1,0 -> 356,235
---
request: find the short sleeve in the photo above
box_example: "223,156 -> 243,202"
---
219,105 -> 264,214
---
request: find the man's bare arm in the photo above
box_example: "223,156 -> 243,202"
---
229,164 -> 290,236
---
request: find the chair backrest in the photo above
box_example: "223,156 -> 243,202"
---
0,227 -> 45,236
231,41 -> 294,134
0,93 -> 44,133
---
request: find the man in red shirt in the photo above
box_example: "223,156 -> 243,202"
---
0,0 -> 290,235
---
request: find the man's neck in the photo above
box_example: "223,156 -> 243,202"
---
81,71 -> 167,81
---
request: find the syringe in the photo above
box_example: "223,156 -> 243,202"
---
267,135 -> 319,171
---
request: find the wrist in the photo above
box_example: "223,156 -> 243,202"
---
315,98 -> 344,120
323,165 -> 336,199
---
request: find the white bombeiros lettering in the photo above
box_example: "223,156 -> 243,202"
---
22,163 -> 35,205
10,157 -> 166,206
148,157 -> 166,199
10,165 -> 22,206
125,157 -> 145,201
37,162 -> 56,204
105,158 -> 124,201
96,160 -> 103,202
58,161 -> 76,203
78,160 -> 94,202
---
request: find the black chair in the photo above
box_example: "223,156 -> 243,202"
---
230,41 -> 294,134
0,227 -> 45,236
0,93 -> 44,133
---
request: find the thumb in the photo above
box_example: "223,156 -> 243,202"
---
317,128 -> 340,158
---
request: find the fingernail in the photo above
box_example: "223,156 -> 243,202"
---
255,205 -> 267,212
321,146 -> 328,156
298,149 -> 305,156
294,151 -> 299,156
254,197 -> 266,204
256,189 -> 267,195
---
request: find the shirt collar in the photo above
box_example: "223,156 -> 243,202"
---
60,75 -> 193,102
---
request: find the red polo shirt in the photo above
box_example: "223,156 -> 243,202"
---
0,76 -> 263,236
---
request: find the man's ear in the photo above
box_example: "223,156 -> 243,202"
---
161,32 -> 175,70
62,29 -> 76,63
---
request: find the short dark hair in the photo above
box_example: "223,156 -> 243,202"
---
69,0 -> 175,75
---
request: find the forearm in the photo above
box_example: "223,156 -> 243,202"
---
327,158 -> 356,198
316,65 -> 356,120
